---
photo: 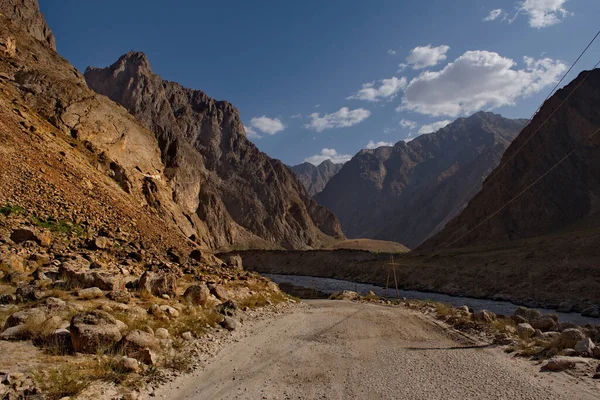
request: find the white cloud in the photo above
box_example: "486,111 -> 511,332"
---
397,63 -> 408,72
249,116 -> 285,135
290,113 -> 302,119
348,77 -> 407,102
305,107 -> 371,132
418,120 -> 452,134
366,140 -> 394,149
517,0 -> 571,28
405,45 -> 450,70
304,148 -> 352,165
399,50 -> 567,117
400,119 -> 418,130
244,125 -> 261,139
387,49 -> 397,55
484,8 -> 505,21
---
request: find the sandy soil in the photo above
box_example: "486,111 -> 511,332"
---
325,239 -> 409,253
151,300 -> 599,400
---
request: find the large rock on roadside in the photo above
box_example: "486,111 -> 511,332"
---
59,258 -> 124,291
574,338 -> 595,355
512,306 -> 542,323
121,330 -> 160,362
517,323 -> 535,339
183,284 -> 210,306
220,316 -> 238,331
70,311 -> 123,353
530,315 -> 557,332
542,357 -> 577,372
473,310 -> 496,323
556,328 -> 586,350
330,291 -> 360,301
138,271 -> 177,297
9,229 -> 46,245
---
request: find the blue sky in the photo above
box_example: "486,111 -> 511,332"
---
39,0 -> 600,166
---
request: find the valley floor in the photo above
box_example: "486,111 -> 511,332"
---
152,300 -> 599,400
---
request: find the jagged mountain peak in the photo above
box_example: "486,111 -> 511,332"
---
315,111 -> 527,247
85,52 -> 344,249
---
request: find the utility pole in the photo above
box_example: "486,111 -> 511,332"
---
387,256 -> 400,300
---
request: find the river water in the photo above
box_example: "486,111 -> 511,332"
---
264,273 -> 599,326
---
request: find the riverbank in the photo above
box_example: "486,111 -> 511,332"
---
219,245 -> 600,317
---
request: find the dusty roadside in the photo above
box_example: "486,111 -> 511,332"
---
151,300 -> 599,400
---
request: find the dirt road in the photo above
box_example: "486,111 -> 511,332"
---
154,300 -> 599,400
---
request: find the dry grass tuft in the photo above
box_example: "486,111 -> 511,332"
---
32,365 -> 92,400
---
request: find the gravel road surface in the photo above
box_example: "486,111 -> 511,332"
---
154,300 -> 599,400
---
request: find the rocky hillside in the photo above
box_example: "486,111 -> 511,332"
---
291,160 -> 344,196
0,5 -> 295,398
421,68 -> 600,250
0,0 -> 55,50
84,53 -> 343,251
315,112 -> 527,248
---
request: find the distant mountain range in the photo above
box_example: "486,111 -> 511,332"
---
291,160 -> 344,196
314,112 -> 528,248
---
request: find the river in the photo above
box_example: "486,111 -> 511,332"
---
264,273 -> 599,326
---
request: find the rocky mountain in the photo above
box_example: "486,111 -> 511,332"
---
420,68 -> 600,250
315,112 -> 527,248
291,160 -> 344,196
0,0 -> 55,50
82,53 -> 343,251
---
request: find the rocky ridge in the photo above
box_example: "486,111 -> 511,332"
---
84,52 -> 344,251
291,160 -> 344,196
315,112 -> 527,248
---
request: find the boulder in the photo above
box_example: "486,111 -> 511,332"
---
15,285 -> 44,303
59,259 -> 124,291
88,236 -> 112,250
220,317 -> 238,331
3,308 -> 45,330
135,348 -> 156,365
154,328 -> 169,339
330,291 -> 360,301
556,328 -> 586,349
77,287 -> 104,299
542,357 -> 576,372
517,323 -> 535,339
10,229 -> 41,245
159,305 -> 179,318
119,356 -> 139,373
138,271 -> 177,297
183,284 -> 210,306
210,285 -> 231,301
592,346 -> 600,360
120,330 -> 160,362
69,311 -> 123,353
45,328 -> 72,352
44,297 -> 67,310
227,255 -> 243,270
473,310 -> 496,323
456,305 -> 470,314
542,331 -> 560,340
512,306 -> 541,323
0,324 -> 28,340
181,331 -> 193,341
581,306 -> 599,318
557,302 -> 573,313
530,315 -> 557,332
574,338 -> 595,355
106,291 -> 131,303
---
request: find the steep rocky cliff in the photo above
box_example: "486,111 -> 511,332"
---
291,160 -> 344,196
84,53 -> 344,250
315,112 -> 527,248
420,68 -> 600,250
0,0 -> 55,50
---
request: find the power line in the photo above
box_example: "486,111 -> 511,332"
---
425,30 -> 600,246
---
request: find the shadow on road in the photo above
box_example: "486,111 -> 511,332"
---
404,344 -> 492,351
